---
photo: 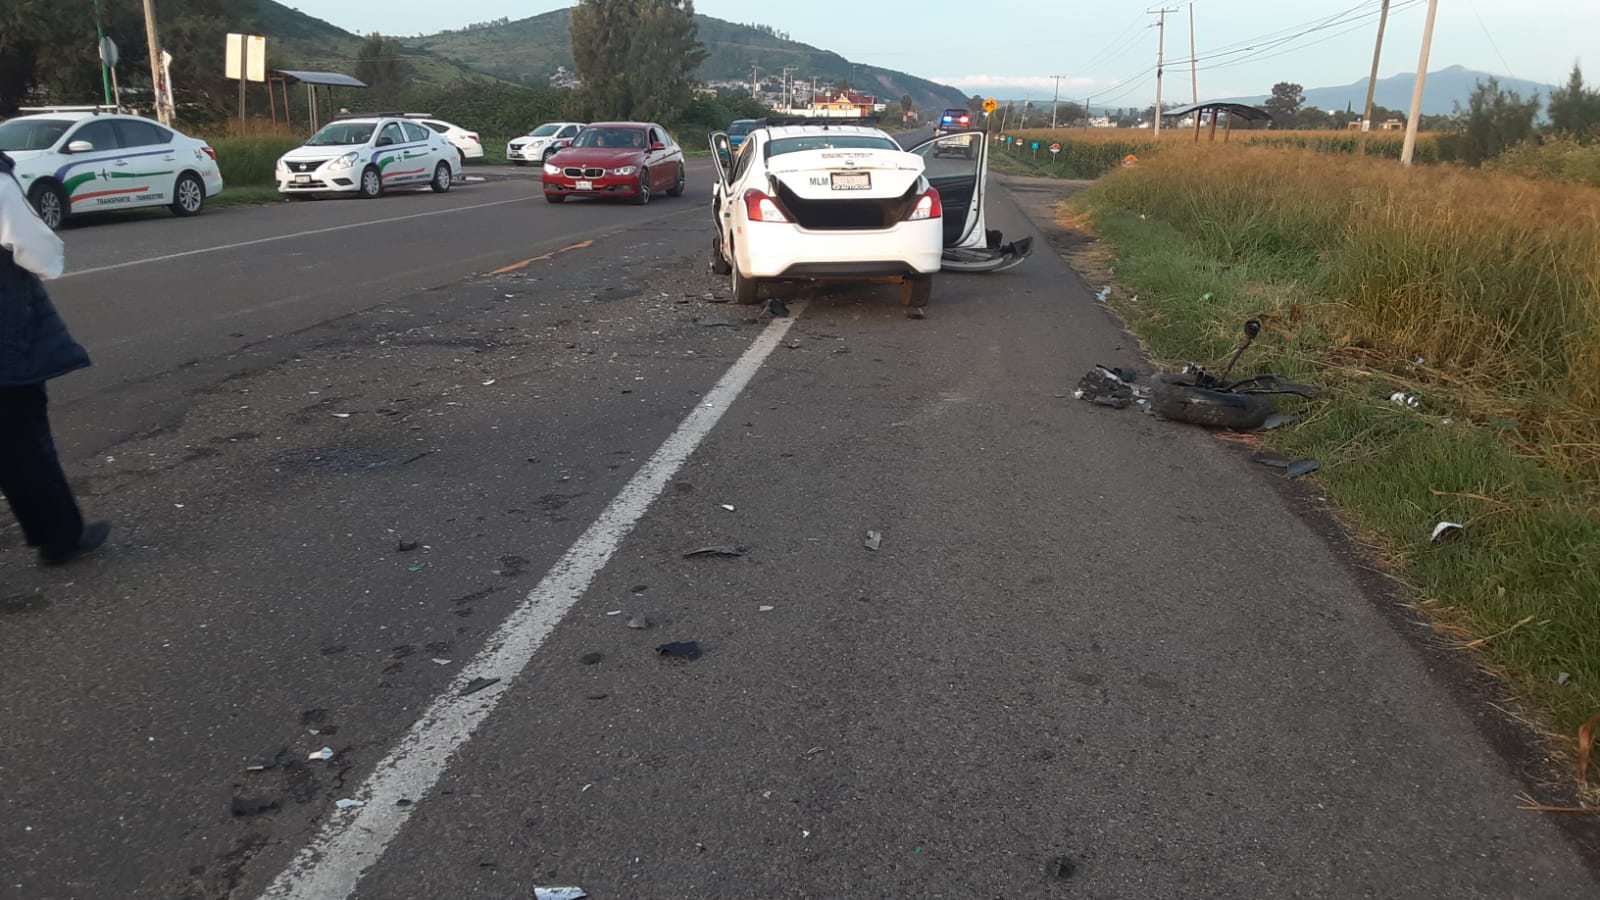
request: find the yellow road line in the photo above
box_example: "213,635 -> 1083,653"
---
487,239 -> 595,275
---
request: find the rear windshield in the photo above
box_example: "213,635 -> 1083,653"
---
305,122 -> 376,146
729,121 -> 757,136
767,135 -> 899,157
0,118 -> 72,151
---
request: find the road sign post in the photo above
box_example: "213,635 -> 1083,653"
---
98,36 -> 120,109
1050,142 -> 1061,168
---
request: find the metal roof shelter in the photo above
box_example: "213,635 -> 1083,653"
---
1159,101 -> 1273,142
267,70 -> 368,130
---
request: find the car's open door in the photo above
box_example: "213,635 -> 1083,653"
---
907,131 -> 1032,273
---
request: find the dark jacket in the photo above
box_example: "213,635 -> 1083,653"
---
0,153 -> 91,387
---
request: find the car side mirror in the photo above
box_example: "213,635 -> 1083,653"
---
66,140 -> 94,154
651,142 -> 666,151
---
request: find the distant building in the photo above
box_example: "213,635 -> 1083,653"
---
549,66 -> 581,90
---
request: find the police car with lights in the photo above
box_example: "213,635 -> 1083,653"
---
275,113 -> 458,198
0,106 -> 224,230
933,108 -> 975,137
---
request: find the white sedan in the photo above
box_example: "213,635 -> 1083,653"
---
507,122 -> 584,166
275,115 -> 457,198
0,108 -> 224,230
408,115 -> 483,162
708,122 -> 1029,308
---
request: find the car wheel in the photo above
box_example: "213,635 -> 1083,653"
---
667,164 -> 685,197
28,182 -> 68,230
543,147 -> 556,162
900,274 -> 933,308
431,161 -> 453,193
170,172 -> 206,217
730,252 -> 760,305
633,170 -> 651,206
358,166 -> 383,199
546,193 -> 566,204
710,233 -> 732,275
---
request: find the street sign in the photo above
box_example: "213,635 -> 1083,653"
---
225,33 -> 267,82
98,36 -> 118,69
1050,143 -> 1061,154
1031,141 -> 1039,150
982,97 -> 998,114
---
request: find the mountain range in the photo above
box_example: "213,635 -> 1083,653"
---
1220,66 -> 1557,117
255,2 -> 968,111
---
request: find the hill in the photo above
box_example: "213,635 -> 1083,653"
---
403,8 -> 967,111
1221,66 -> 1557,117
248,1 -> 491,85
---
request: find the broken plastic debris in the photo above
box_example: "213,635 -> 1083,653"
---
396,540 -> 419,552
1389,391 -> 1420,409
1559,672 -> 1572,686
758,605 -> 774,612
1095,286 -> 1111,302
720,504 -> 736,511
335,799 -> 365,810
683,544 -> 749,558
864,530 -> 882,551
1286,459 -> 1320,479
460,676 -> 500,696
1430,521 -> 1464,543
309,747 -> 334,761
482,379 -> 497,386
432,658 -> 452,666
533,889 -> 588,900
331,412 -> 351,418
656,641 -> 703,660
606,610 -> 623,616
626,615 -> 652,630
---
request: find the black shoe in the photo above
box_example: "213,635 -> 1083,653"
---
38,521 -> 112,567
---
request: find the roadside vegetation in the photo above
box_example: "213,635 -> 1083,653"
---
1069,142 -> 1600,783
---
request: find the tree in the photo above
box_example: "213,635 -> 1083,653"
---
1454,77 -> 1541,164
355,33 -> 408,98
1263,81 -> 1304,128
568,0 -> 707,123
899,93 -> 913,114
967,94 -> 984,114
1548,63 -> 1600,137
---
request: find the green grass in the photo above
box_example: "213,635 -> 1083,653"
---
204,134 -> 304,187
211,185 -> 283,208
1075,183 -> 1600,767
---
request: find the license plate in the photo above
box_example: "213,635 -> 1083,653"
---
831,171 -> 870,191
575,180 -> 593,191
294,174 -> 311,184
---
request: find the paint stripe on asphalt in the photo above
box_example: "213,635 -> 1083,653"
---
258,303 -> 805,900
59,196 -> 535,279
487,238 -> 595,274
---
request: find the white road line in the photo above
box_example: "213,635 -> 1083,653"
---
59,197 -> 534,279
258,304 -> 804,900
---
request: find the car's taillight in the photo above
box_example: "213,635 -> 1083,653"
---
743,189 -> 788,223
202,146 -> 217,161
468,133 -> 480,142
905,187 -> 942,221
959,116 -> 970,124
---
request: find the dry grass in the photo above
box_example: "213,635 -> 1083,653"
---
1087,144 -> 1600,479
994,128 -> 1442,176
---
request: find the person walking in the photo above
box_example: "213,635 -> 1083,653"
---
0,150 -> 110,565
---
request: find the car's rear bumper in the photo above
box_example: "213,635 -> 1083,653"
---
457,144 -> 484,159
739,220 -> 942,278
542,175 -> 640,196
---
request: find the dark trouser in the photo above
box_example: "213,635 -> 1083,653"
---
0,384 -> 84,548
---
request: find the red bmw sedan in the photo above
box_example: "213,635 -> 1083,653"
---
541,121 -> 687,205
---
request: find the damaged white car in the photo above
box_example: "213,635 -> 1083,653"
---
708,121 -> 1031,309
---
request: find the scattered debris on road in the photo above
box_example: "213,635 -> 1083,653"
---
1431,521 -> 1465,543
334,798 -> 365,810
758,605 -> 774,612
581,652 -> 604,665
631,584 -> 649,593
246,745 -> 291,772
308,747 -> 334,761
460,676 -> 500,696
1052,856 -> 1077,879
1390,391 -> 1421,409
720,503 -> 736,511
626,615 -> 652,630
656,641 -> 703,661
768,299 -> 790,318
683,544 -> 749,558
864,530 -> 882,551
396,539 -> 420,552
533,888 -> 589,900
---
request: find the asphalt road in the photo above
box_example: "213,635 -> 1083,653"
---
1,148 -> 1595,900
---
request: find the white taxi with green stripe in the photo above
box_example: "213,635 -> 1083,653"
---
275,114 -> 458,199
0,108 -> 223,230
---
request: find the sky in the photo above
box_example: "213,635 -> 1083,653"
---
282,0 -> 1599,105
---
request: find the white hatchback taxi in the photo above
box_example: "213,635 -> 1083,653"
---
275,114 -> 458,199
0,108 -> 223,230
708,121 -> 1029,308
506,122 -> 584,166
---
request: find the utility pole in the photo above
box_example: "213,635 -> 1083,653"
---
141,0 -> 169,124
1050,74 -> 1064,128
1361,0 -> 1392,134
1149,7 -> 1180,138
1188,3 -> 1198,105
750,64 -> 761,100
1400,0 -> 1439,166
781,66 -> 796,112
